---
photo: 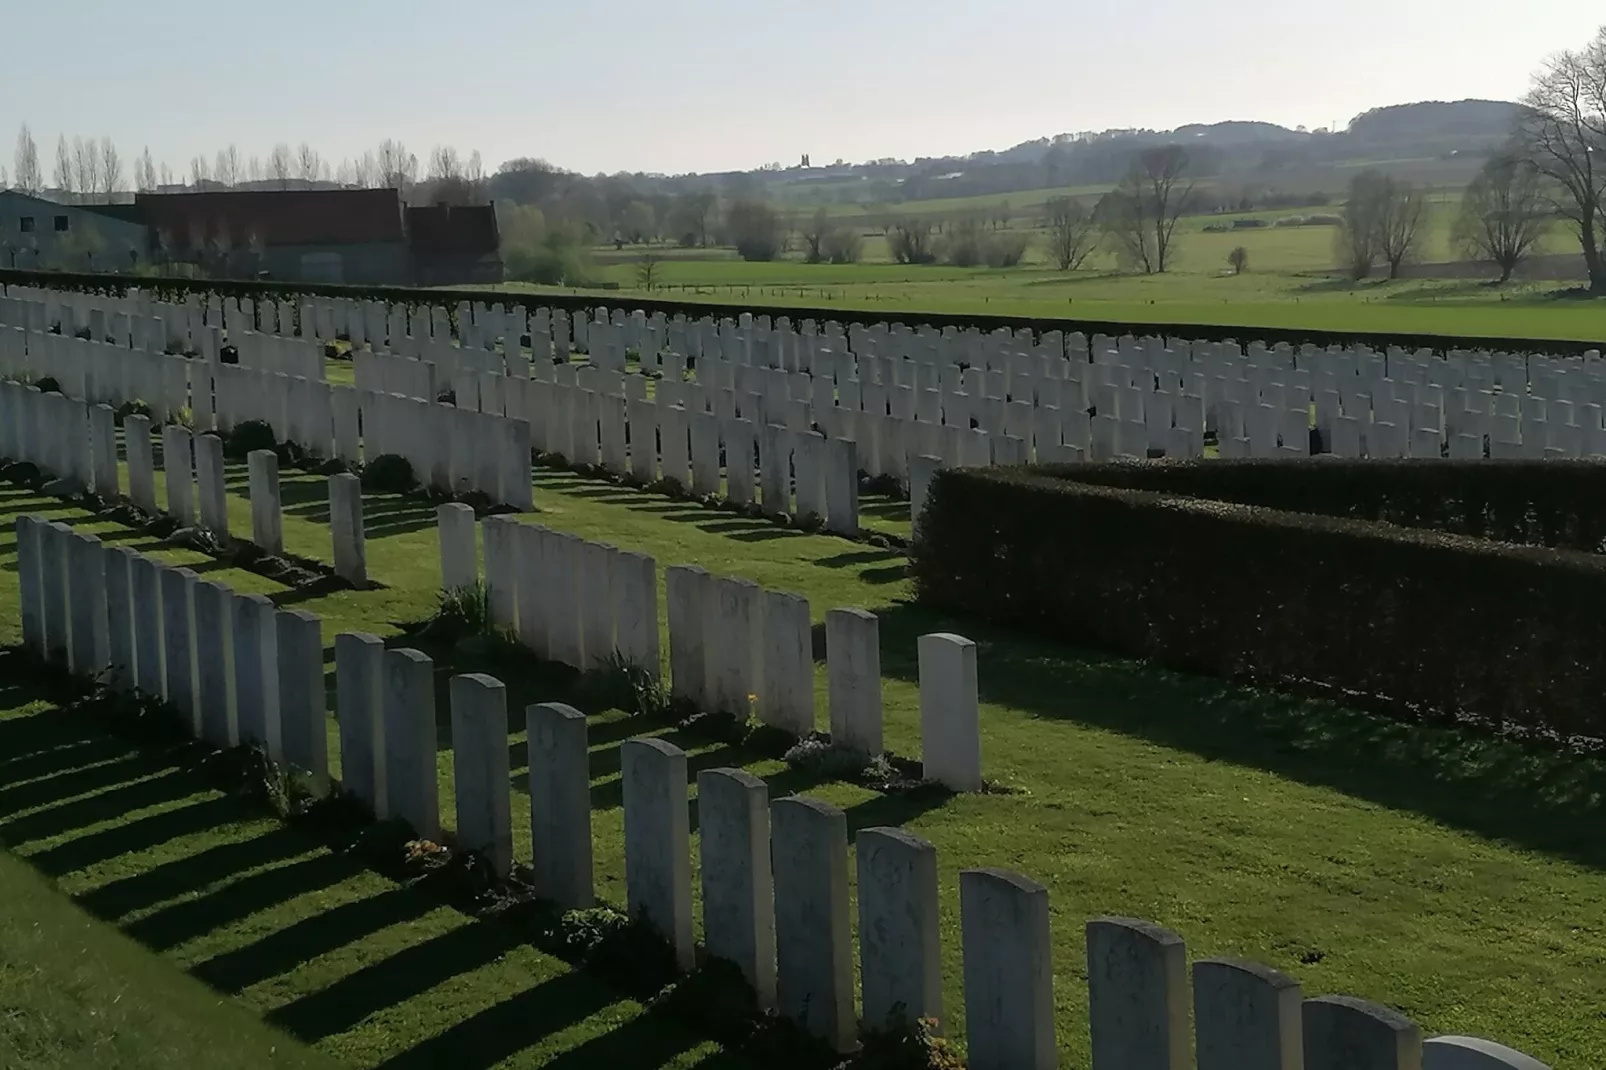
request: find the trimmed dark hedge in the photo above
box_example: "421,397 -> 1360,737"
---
1037,458 -> 1606,554
910,466 -> 1606,739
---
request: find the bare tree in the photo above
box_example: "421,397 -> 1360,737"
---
13,124 -> 41,194
296,142 -> 321,183
268,143 -> 294,189
376,139 -> 417,188
1337,170 -> 1388,280
159,162 -> 174,188
1228,246 -> 1250,275
635,253 -> 662,292
214,144 -> 242,188
190,155 -> 210,187
354,150 -> 378,189
98,137 -> 122,198
1455,154 -> 1550,282
54,136 -> 75,201
1097,146 -> 1194,274
1515,27 -> 1606,292
800,208 -> 832,263
887,217 -> 935,264
1376,177 -> 1428,279
334,158 -> 354,187
137,146 -> 157,192
1043,196 -> 1098,270
429,145 -> 463,181
669,190 -> 717,246
71,137 -> 101,203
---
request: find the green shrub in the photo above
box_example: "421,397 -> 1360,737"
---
911,464 -> 1606,741
422,582 -> 490,642
361,453 -> 416,494
225,418 -> 277,459
33,377 -> 60,395
582,652 -> 672,717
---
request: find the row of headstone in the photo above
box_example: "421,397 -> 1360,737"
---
16,515 -> 328,784
0,326 -> 533,509
17,283 -> 1605,495
0,382 -> 367,583
18,508 -> 1548,1068
437,510 -> 981,788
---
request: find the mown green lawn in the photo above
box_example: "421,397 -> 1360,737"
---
0,839 -> 340,1070
1,460 -> 1603,1067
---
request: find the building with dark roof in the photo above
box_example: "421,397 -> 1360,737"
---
136,187 -> 409,284
406,204 -> 504,286
126,187 -> 503,285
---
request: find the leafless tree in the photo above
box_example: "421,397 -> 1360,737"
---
268,143 -> 294,189
354,150 -> 378,189
334,158 -> 354,187
1455,154 -> 1551,282
190,155 -> 210,187
137,146 -> 157,192
13,124 -> 41,194
98,137 -> 122,198
159,162 -> 174,188
71,137 -> 101,203
1515,27 -> 1606,292
800,208 -> 832,263
669,190 -> 717,246
429,145 -> 463,181
1228,246 -> 1250,275
1335,171 -> 1427,280
1097,145 -> 1194,274
635,253 -> 662,292
1376,177 -> 1428,279
821,227 -> 864,264
296,142 -> 321,183
54,136 -> 75,201
887,217 -> 936,264
246,155 -> 263,183
214,144 -> 242,188
377,139 -> 417,188
1043,196 -> 1098,270
1337,171 -> 1388,279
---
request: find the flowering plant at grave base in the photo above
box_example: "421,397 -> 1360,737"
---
405,839 -> 447,864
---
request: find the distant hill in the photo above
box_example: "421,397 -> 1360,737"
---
1173,121 -> 1307,146
1345,99 -> 1525,146
507,96 -> 1529,218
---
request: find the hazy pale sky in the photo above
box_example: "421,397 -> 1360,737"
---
2,1 -> 1602,179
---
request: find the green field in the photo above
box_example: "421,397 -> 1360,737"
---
0,451 -> 1602,1067
495,179 -> 1606,344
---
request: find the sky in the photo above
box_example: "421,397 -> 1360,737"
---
1,1 -> 1602,181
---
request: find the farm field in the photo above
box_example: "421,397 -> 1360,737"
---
498,199 -> 1606,344
0,454 -> 1602,1067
